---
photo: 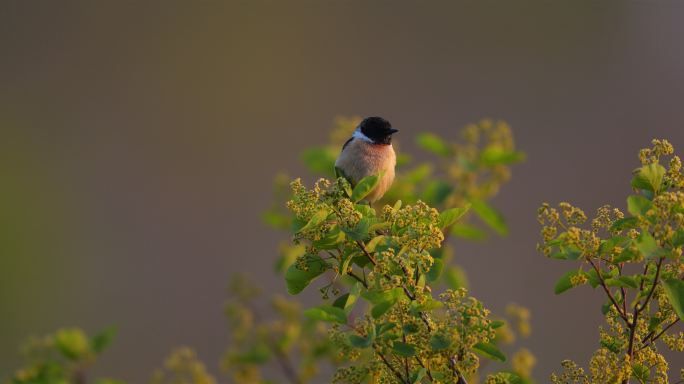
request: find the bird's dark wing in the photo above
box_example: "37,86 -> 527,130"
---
342,137 -> 353,151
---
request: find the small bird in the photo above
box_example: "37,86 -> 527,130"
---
334,116 -> 399,203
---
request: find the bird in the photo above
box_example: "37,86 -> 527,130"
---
334,116 -> 399,203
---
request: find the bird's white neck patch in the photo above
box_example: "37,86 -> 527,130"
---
352,128 -> 373,143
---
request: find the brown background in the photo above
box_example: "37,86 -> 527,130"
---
2,1 -> 684,382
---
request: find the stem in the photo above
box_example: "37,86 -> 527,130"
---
622,257 -> 664,384
587,258 -> 629,323
355,239 -> 434,332
414,356 -> 434,382
273,348 -> 303,384
636,257 -> 664,318
348,270 -> 369,289
375,346 -> 409,384
639,318 -> 680,350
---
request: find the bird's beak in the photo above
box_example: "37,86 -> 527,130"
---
389,128 -> 399,134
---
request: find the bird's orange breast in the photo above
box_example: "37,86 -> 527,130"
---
335,140 -> 396,202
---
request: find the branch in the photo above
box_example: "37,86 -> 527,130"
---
355,239 -> 433,332
348,270 -> 369,289
639,318 -> 680,350
414,356 -> 434,382
375,346 -> 409,384
635,257 -> 664,318
587,258 -> 629,323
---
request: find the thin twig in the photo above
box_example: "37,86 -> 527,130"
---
587,258 -> 629,323
375,346 -> 408,384
639,318 -> 680,351
348,270 -> 369,289
414,356 -> 434,382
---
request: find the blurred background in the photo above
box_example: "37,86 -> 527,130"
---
2,0 -> 684,381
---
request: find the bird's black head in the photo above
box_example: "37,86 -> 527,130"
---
359,116 -> 399,145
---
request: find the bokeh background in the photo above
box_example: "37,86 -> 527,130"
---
2,1 -> 684,382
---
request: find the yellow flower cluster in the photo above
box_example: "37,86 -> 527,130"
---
151,347 -> 217,384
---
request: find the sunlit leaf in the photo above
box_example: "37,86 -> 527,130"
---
304,305 -> 347,324
473,342 -> 506,362
351,174 -> 382,202
285,255 -> 328,295
438,205 -> 470,230
392,341 -> 416,357
470,199 -> 508,236
416,133 -> 450,156
663,279 -> 684,321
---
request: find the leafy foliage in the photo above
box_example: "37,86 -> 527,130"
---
4,116 -> 530,384
228,117 -> 531,384
7,327 -> 123,384
539,139 -> 684,384
286,175 -> 508,383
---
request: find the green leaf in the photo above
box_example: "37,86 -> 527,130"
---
450,223 -> 487,241
262,210 -> 289,229
297,209 -> 330,233
403,164 -> 433,183
351,174 -> 382,202
55,328 -> 91,360
423,180 -> 454,206
648,316 -> 664,332
672,229 -> 684,247
409,298 -> 443,314
663,279 -> 684,321
554,270 -> 584,294
610,217 -> 639,232
230,343 -> 271,364
601,339 -> 621,354
91,326 -> 117,354
301,147 -> 337,176
410,368 -> 427,384
627,195 -> 652,217
372,299 -> 397,318
632,162 -> 665,193
427,258 -> 444,282
636,232 -> 659,259
438,205 -> 471,230
429,334 -> 451,351
614,247 -> 639,263
586,269 -> 601,288
470,199 -> 508,236
377,322 -> 397,335
490,373 -> 523,384
480,146 -> 526,166
550,245 -> 581,260
490,320 -> 505,329
285,255 -> 328,295
366,235 -> 388,252
313,225 -> 346,249
303,305 -> 347,324
631,363 -> 650,382
599,236 -> 629,255
643,162 -> 666,193
362,287 -> 404,305
444,265 -> 469,290
403,323 -> 420,334
392,341 -> 416,357
473,342 -> 506,362
342,217 -> 371,241
333,282 -> 362,315
605,276 -> 639,289
349,334 -> 373,348
416,133 -> 450,156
